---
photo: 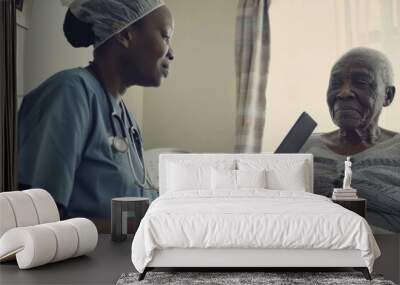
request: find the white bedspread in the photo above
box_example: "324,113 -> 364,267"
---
131,190 -> 380,272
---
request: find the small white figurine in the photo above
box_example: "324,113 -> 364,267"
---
342,156 -> 352,189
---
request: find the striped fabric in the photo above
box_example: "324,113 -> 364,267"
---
234,0 -> 270,153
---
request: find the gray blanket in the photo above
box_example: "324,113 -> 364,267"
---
301,134 -> 400,233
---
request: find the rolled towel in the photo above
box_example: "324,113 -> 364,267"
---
64,218 -> 98,257
0,219 -> 98,269
24,189 -> 60,224
0,189 -> 60,239
0,191 -> 39,228
0,226 -> 57,268
0,196 -> 17,237
42,221 -> 79,262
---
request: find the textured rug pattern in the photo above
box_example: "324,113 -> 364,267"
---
116,272 -> 396,285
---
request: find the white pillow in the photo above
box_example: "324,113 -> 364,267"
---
211,169 -> 236,190
238,159 -> 307,191
167,162 -> 211,191
166,159 -> 236,192
267,167 -> 306,191
237,169 -> 268,189
211,169 -> 268,190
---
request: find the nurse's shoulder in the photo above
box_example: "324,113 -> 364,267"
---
20,67 -> 103,122
23,67 -> 98,104
18,68 -> 104,138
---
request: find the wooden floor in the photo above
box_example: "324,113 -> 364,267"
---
0,234 -> 398,284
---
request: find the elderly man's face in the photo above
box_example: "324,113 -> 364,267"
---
326,57 -> 386,131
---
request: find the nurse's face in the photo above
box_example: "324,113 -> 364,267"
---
121,6 -> 175,87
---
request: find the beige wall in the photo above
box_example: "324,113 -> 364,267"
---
263,0 -> 338,152
142,0 -> 238,152
20,0 -> 144,127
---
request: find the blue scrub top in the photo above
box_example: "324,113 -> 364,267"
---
18,68 -> 157,218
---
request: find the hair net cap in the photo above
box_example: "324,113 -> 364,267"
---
65,0 -> 165,49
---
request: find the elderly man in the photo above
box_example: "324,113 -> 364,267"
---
301,47 -> 400,233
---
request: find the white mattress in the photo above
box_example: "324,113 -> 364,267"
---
131,190 -> 380,273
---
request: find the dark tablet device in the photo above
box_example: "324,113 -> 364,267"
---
274,112 -> 317,153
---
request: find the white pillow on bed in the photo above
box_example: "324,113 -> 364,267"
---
166,159 -> 236,192
167,163 -> 211,191
237,159 -> 307,191
211,169 -> 236,190
211,169 -> 268,190
237,169 -> 268,189
266,168 -> 306,191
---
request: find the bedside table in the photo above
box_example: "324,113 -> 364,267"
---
111,197 -> 149,242
331,198 -> 366,218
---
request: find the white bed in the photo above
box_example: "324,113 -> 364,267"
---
131,154 -> 380,280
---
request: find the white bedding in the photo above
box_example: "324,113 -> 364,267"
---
131,190 -> 380,273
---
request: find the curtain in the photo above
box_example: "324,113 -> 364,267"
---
0,0 -> 17,192
234,0 -> 271,153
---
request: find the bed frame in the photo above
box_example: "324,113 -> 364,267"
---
138,154 -> 371,280
141,248 -> 370,280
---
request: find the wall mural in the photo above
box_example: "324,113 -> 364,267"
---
16,0 -> 399,234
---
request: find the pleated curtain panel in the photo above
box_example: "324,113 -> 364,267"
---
234,0 -> 271,153
0,0 -> 18,192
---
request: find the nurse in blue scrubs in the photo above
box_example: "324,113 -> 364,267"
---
18,0 -> 174,219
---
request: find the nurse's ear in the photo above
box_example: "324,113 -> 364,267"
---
115,27 -> 136,49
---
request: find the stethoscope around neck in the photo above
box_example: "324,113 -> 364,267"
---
89,64 -> 148,189
108,102 -> 147,188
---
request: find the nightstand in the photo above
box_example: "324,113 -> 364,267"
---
331,198 -> 366,218
111,197 -> 149,242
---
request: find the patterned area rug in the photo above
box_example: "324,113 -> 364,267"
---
116,272 -> 396,285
